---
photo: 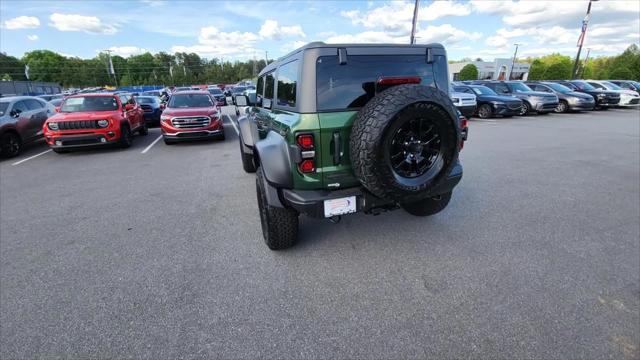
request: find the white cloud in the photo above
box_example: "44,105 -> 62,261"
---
326,31 -> 405,44
49,13 -> 117,35
140,0 -> 167,7
415,24 -> 482,44
4,16 -> 40,30
340,1 -> 471,36
106,46 -> 149,57
27,34 -> 38,41
171,26 -> 260,59
281,40 -> 308,52
259,20 -> 305,40
485,35 -> 509,48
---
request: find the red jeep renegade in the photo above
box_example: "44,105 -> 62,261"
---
43,93 -> 147,153
160,91 -> 224,145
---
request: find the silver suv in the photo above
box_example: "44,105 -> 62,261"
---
0,96 -> 55,157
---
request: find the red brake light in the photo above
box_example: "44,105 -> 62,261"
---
460,118 -> 468,129
377,76 -> 422,86
297,134 -> 314,149
299,159 -> 315,173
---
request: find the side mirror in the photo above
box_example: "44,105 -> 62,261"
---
235,95 -> 248,107
225,96 -> 234,105
10,109 -> 21,118
159,103 -> 166,110
262,98 -> 272,109
125,103 -> 135,111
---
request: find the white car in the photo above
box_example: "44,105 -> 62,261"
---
587,80 -> 640,107
450,87 -> 477,117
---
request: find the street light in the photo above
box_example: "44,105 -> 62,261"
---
509,43 -> 521,80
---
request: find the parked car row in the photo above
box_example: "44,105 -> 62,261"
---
450,79 -> 639,119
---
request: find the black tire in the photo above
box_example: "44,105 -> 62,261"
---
538,111 -> 550,115
0,132 -> 22,158
519,102 -> 531,116
401,191 -> 452,216
138,122 -> 148,135
350,84 -> 458,203
119,125 -> 133,148
555,100 -> 569,113
239,136 -> 256,173
52,148 -> 69,154
477,104 -> 493,119
599,106 -> 609,110
256,167 -> 298,250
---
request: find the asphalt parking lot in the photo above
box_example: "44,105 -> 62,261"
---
1,108 -> 639,358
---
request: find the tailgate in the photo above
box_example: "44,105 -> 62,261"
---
317,112 -> 360,189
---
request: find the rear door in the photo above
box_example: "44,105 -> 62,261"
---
11,100 -> 32,140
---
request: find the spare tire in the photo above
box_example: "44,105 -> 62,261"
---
350,84 -> 458,203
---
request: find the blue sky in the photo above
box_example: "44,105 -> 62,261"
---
1,0 -> 639,61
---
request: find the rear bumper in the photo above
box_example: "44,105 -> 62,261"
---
280,162 -> 463,218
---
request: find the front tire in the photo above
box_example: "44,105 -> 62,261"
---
138,122 -> 148,136
477,104 -> 493,119
401,191 -> 452,216
555,100 -> 569,113
0,132 -> 22,158
119,125 -> 133,148
519,102 -> 531,116
256,167 -> 298,250
239,135 -> 256,173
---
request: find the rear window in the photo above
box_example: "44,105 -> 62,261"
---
277,60 -> 298,108
61,96 -> 119,112
316,55 -> 435,111
168,94 -> 213,108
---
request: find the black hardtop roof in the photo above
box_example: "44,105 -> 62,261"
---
260,41 -> 445,76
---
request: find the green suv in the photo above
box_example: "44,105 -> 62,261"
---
237,42 -> 468,250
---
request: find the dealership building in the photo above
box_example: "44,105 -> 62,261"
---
449,59 -> 531,81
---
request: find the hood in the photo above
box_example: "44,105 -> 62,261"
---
478,94 -> 521,103
163,107 -> 217,117
518,91 -> 556,97
50,111 -> 120,121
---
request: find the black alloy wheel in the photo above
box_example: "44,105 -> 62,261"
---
0,132 -> 21,158
387,115 -> 444,185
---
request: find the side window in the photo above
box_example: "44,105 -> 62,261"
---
13,101 -> 29,113
589,82 -> 604,90
495,84 -> 509,94
265,73 -> 275,100
118,95 -> 129,105
25,99 -> 44,110
256,76 -> 264,97
276,60 -> 298,108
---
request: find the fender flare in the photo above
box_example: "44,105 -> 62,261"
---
254,130 -> 294,189
238,115 -> 256,149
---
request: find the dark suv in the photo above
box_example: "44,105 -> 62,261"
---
554,80 -> 620,109
475,81 -> 558,115
237,42 -> 467,249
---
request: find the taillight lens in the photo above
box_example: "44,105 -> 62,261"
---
459,115 -> 469,150
377,76 -> 422,86
299,159 -> 315,173
296,134 -> 314,149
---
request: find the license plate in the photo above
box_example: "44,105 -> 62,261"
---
324,196 -> 357,217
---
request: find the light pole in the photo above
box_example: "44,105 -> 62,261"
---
580,48 -> 592,79
409,0 -> 419,44
572,0 -> 598,79
509,43 -> 521,80
102,49 -> 118,87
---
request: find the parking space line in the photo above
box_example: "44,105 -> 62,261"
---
225,115 -> 240,135
141,135 -> 163,154
11,149 -> 53,166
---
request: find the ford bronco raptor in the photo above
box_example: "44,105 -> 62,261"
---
237,42 -> 468,250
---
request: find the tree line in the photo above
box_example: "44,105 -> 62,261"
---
456,44 -> 640,81
0,50 -> 270,87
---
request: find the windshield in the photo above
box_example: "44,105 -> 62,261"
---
137,97 -> 156,104
50,99 -> 63,106
0,102 -> 8,116
233,87 -> 246,93
545,83 -> 572,93
60,96 -> 119,112
168,94 -> 213,108
602,81 -> 622,90
470,86 -> 497,96
573,81 -> 596,90
509,82 -> 533,93
209,88 -> 223,95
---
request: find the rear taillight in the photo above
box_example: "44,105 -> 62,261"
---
377,76 -> 422,86
296,134 -> 316,173
459,115 -> 469,150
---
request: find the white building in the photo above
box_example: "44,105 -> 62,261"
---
449,59 -> 531,81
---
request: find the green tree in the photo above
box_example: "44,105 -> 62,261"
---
458,64 -> 478,80
609,67 -> 633,79
0,53 -> 26,81
527,59 -> 546,80
543,62 -> 571,80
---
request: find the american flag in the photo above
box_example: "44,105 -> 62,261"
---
576,19 -> 588,47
